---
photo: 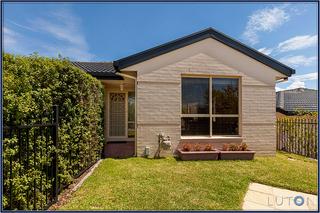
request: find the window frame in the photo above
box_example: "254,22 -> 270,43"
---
181,75 -> 241,137
127,91 -> 135,138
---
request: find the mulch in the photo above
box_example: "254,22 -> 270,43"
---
48,161 -> 100,210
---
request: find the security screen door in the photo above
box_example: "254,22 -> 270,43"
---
109,92 -> 126,137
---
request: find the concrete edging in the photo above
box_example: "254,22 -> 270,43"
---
72,159 -> 102,192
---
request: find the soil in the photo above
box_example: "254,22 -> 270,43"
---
48,161 -> 100,210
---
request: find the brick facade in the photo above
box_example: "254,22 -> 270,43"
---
135,53 -> 277,157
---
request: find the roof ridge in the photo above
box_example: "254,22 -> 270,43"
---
72,61 -> 113,63
114,27 -> 295,77
278,88 -> 318,92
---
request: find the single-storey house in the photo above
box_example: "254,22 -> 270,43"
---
72,28 -> 295,158
276,88 -> 318,115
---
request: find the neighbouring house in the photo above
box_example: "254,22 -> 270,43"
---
276,88 -> 318,115
72,28 -> 295,157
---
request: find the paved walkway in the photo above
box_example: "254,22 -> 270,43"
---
242,183 -> 318,211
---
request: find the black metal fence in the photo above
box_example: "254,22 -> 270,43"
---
277,117 -> 318,159
3,106 -> 59,210
3,105 -> 101,210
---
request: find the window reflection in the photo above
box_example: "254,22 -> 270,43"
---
182,78 -> 209,114
212,78 -> 238,114
181,117 -> 210,136
212,117 -> 238,135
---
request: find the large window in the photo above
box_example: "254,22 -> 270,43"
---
181,77 -> 239,136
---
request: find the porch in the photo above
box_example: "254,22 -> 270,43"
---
101,71 -> 137,158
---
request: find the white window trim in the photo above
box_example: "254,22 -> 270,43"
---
181,136 -> 243,140
181,76 -> 241,137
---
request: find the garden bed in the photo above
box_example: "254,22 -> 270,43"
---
177,143 -> 256,161
177,149 -> 219,160
219,142 -> 255,160
219,150 -> 255,160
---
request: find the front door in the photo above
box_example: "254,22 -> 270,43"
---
109,92 -> 126,137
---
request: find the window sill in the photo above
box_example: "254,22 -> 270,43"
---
181,136 -> 242,140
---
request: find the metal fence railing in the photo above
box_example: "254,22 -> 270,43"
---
3,106 -> 59,210
3,105 -> 100,210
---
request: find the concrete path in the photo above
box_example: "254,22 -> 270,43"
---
242,183 -> 318,211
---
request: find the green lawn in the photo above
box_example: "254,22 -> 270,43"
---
59,152 -> 318,210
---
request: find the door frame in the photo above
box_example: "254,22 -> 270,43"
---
104,72 -> 137,156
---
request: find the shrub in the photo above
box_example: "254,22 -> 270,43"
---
194,143 -> 201,151
3,53 -> 104,210
228,144 -> 238,151
222,144 -> 229,151
222,143 -> 249,151
204,144 -> 214,151
182,144 -> 192,152
238,142 -> 248,151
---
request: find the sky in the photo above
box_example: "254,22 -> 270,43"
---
3,2 -> 318,91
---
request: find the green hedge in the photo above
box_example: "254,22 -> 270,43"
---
3,53 -> 104,209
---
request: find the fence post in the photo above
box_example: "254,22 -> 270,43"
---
52,105 -> 59,202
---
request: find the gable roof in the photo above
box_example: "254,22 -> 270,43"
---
276,88 -> 318,113
114,27 -> 295,77
71,61 -> 123,80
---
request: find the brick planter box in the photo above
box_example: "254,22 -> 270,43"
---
104,141 -> 135,158
219,150 -> 255,160
177,149 -> 219,161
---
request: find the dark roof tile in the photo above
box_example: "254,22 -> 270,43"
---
71,61 -> 123,80
276,88 -> 318,112
72,28 -> 295,78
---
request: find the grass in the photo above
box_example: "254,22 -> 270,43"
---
59,152 -> 317,210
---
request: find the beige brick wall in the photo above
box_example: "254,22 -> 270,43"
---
134,53 -> 278,157
242,85 -> 276,156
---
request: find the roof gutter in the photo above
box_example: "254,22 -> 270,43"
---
276,77 -> 288,83
115,72 -> 137,80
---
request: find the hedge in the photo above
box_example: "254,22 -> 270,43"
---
3,53 -> 104,209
